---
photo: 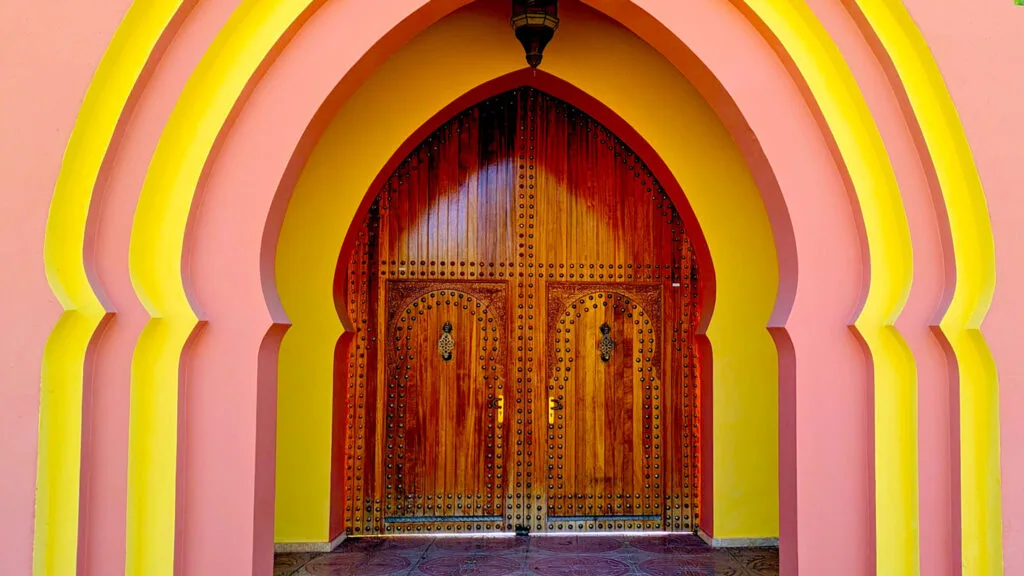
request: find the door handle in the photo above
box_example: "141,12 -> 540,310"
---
548,397 -> 564,425
489,395 -> 504,426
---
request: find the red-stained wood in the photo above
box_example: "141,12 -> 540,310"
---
342,89 -> 699,535
383,281 -> 508,527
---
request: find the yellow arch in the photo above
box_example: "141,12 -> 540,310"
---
121,0 -> 918,565
274,3 -> 779,542
852,1 -> 1002,572
34,0 -> 1001,572
77,0 -> 925,571
125,1 -> 313,573
735,0 -> 918,572
36,2 -> 185,574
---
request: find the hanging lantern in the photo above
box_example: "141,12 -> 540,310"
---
511,0 -> 559,69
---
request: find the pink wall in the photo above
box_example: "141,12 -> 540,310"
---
595,3 -> 867,571
904,1 -> 1024,572
0,2 -> 132,573
808,2 -> 956,573
178,0 -> 872,571
81,3 -> 243,574
1,1 -> 1022,576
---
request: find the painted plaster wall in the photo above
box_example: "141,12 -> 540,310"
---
0,0 -> 1020,575
902,2 -> 1024,571
0,1 -> 134,572
275,0 -> 778,543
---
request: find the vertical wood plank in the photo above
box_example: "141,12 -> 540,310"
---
343,89 -> 700,535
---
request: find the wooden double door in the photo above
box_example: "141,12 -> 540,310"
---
341,89 -> 699,535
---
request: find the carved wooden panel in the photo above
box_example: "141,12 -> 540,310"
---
342,88 -> 701,536
545,285 -> 663,531
382,281 -> 508,529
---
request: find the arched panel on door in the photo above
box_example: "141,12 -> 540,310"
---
546,285 -> 665,531
383,282 -> 508,530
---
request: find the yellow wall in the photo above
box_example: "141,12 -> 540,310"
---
275,1 -> 778,542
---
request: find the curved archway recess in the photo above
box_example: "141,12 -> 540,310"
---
330,83 -> 708,536
276,3 -> 776,544
33,3 -> 186,573
331,86 -> 708,532
845,2 -> 1002,571
28,0 -> 1003,569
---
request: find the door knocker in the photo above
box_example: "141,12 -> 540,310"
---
438,321 -> 455,361
599,323 -> 614,362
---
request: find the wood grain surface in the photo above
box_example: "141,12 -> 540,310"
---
340,89 -> 700,535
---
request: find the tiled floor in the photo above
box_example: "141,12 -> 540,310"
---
275,534 -> 779,576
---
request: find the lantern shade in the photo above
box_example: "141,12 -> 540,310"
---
511,0 -> 559,68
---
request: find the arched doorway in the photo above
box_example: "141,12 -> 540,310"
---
339,88 -> 701,536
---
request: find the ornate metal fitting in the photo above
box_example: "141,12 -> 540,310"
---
599,323 -> 614,362
511,0 -> 559,68
548,397 -> 564,425
438,321 -> 455,361
490,396 -> 505,426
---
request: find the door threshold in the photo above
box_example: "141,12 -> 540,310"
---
356,530 -> 694,538
530,530 -> 684,537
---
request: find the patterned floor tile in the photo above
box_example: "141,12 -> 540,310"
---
636,556 -> 716,576
528,535 -> 577,554
729,548 -> 779,575
299,552 -> 412,576
532,535 -> 623,554
433,537 -> 528,554
415,554 -> 524,576
529,556 -> 632,576
627,535 -> 710,555
276,535 -> 777,576
275,552 -> 318,576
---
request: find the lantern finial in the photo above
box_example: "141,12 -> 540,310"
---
511,0 -> 559,69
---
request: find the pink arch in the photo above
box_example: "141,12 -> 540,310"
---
0,2 -> 999,576
0,2 -> 135,572
181,2 -> 867,576
76,3 -> 252,575
812,3 -> 957,573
